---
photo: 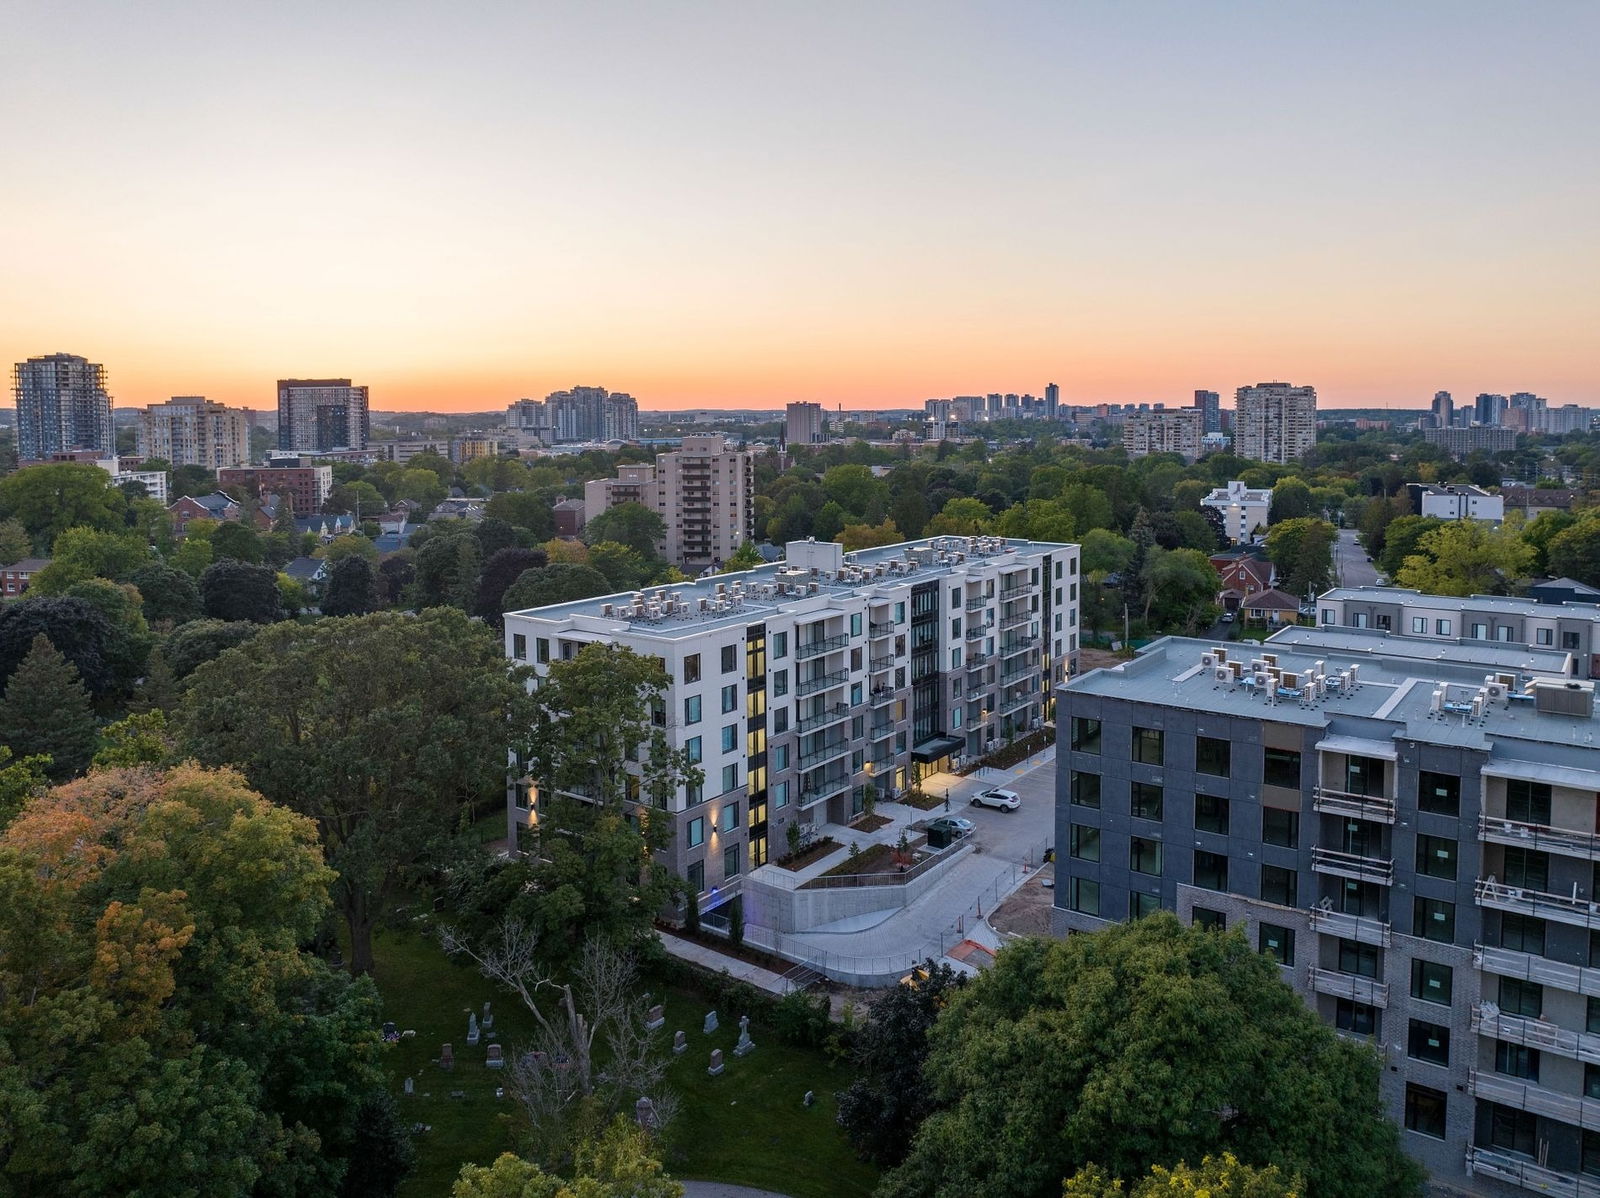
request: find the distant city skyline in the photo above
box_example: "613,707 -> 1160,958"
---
4,2 -> 1596,413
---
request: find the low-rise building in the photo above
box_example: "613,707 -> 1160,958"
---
1422,426 -> 1518,458
1202,481 -> 1272,543
168,492 -> 242,535
218,459 -> 334,517
1054,626 -> 1600,1197
1409,483 -> 1505,524
505,535 -> 1080,907
0,557 -> 50,596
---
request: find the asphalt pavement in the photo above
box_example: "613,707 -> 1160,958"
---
1335,528 -> 1380,589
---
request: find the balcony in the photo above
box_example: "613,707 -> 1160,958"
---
796,633 -> 849,660
965,597 -> 988,613
869,719 -> 894,740
965,622 -> 991,641
797,669 -> 849,697
1471,1003 -> 1600,1066
1311,787 -> 1396,825
1311,846 -> 1395,885
869,621 -> 895,638
800,773 -> 851,807
795,703 -> 849,735
1001,637 -> 1038,657
1475,942 -> 1600,998
869,655 -> 895,673
1308,905 -> 1391,946
1309,967 -> 1388,1007
1476,878 -> 1600,930
1000,578 -> 1038,599
1480,814 -> 1600,862
1466,1148 -> 1600,1198
999,609 -> 1031,630
1000,664 -> 1033,685
870,753 -> 897,772
1469,1069 -> 1600,1127
798,740 -> 850,771
869,688 -> 896,708
967,654 -> 989,671
999,693 -> 1035,718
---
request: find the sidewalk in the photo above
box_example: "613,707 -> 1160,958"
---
657,928 -> 795,995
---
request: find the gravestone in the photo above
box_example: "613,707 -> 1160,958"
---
645,1004 -> 665,1031
803,1090 -> 815,1108
672,1029 -> 687,1055
703,1010 -> 719,1034
485,1044 -> 504,1069
466,1012 -> 480,1046
440,1043 -> 454,1071
635,1095 -> 657,1129
734,1013 -> 756,1057
707,1048 -> 725,1077
482,1001 -> 493,1031
403,1077 -> 414,1097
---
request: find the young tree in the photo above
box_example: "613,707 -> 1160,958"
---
0,634 -> 100,780
1065,1154 -> 1301,1198
836,959 -> 966,1164
450,1120 -> 681,1198
200,559 -> 285,623
878,917 -> 1423,1198
178,608 -> 535,974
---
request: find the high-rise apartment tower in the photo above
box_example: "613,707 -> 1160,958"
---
13,352 -> 115,460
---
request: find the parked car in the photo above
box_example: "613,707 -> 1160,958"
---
1220,611 -> 1236,623
972,787 -> 1021,811
926,816 -> 975,838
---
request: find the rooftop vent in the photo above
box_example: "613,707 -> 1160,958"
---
1533,679 -> 1595,719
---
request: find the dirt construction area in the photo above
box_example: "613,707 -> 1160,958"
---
989,861 -> 1055,938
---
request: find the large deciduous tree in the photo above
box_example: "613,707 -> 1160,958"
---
450,1120 -> 681,1198
1394,520 -> 1534,597
178,607 -> 535,973
0,463 -> 127,547
322,554 -> 381,617
1263,517 -> 1336,597
27,527 -> 150,593
878,917 -> 1423,1198
583,502 -> 665,559
0,764 -> 402,1197
474,547 -> 550,624
200,558 -> 286,623
503,563 -> 614,611
129,561 -> 203,625
163,618 -> 261,679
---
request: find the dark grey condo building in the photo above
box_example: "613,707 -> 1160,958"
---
1056,628 -> 1600,1197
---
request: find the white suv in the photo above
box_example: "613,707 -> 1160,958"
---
972,788 -> 1021,812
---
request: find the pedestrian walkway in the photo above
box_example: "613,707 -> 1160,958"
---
656,929 -> 794,995
680,1182 -> 796,1198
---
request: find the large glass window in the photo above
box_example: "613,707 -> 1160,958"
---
1071,717 -> 1101,754
1416,834 -> 1457,880
1192,907 -> 1225,931
1411,959 -> 1453,1006
1130,782 -> 1163,821
1132,727 -> 1164,765
686,817 -> 704,848
1345,756 -> 1384,796
721,645 -> 737,673
1259,923 -> 1294,966
1339,939 -> 1379,977
1494,1040 -> 1539,1081
1260,865 -> 1296,907
1196,736 -> 1230,777
1501,913 -> 1547,955
1503,846 -> 1550,892
1417,771 -> 1460,816
723,843 -> 742,878
1506,779 -> 1553,825
1413,897 -> 1455,943
1407,1020 -> 1450,1067
1500,977 -> 1543,1018
1263,747 -> 1302,789
1195,794 -> 1229,835
1130,892 -> 1161,920
1262,807 -> 1299,847
1489,1104 -> 1537,1155
1193,850 -> 1228,891
1069,876 -> 1100,916
1130,837 -> 1162,875
1069,825 -> 1101,862
1404,1086 -> 1446,1140
1336,999 -> 1376,1036
1071,772 -> 1101,809
684,695 -> 702,725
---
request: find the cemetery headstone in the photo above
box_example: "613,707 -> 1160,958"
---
672,1029 -> 687,1055
635,1095 -> 657,1129
703,1010 -> 719,1034
403,1077 -> 414,1097
482,1001 -> 493,1031
440,1043 -> 454,1071
466,1012 -> 480,1046
734,1013 -> 756,1056
645,1003 -> 665,1031
486,1043 -> 505,1069
707,1048 -> 725,1077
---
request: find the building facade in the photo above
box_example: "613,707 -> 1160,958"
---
137,397 -> 250,469
506,535 -> 1079,904
584,435 -> 756,571
1409,483 -> 1506,524
545,386 -> 638,443
1422,426 -> 1519,458
218,459 -> 334,516
1193,389 -> 1222,434
13,352 -> 115,460
1123,409 -> 1203,461
1202,481 -> 1273,543
277,379 -> 370,452
1234,381 -> 1317,464
785,402 -> 825,447
1055,628 -> 1600,1197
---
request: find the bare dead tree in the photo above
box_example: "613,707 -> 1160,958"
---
440,919 -> 675,1161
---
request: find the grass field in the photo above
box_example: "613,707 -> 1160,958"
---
370,922 -> 879,1198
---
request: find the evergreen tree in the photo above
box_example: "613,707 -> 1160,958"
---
0,634 -> 98,780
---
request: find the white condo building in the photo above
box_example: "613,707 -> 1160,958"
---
1202,480 -> 1273,543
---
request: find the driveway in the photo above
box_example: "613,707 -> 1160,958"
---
1335,528 -> 1380,589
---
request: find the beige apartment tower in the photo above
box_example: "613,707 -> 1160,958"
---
136,397 -> 250,469
585,435 -> 756,571
1122,409 -> 1203,461
1234,381 -> 1316,464
785,401 -> 825,447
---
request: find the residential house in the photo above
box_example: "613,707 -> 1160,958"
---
168,492 -> 242,536
0,557 -> 50,597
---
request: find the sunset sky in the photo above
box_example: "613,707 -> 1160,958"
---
3,2 -> 1596,413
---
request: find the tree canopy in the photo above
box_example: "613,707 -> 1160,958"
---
1394,520 -> 1534,597
450,1120 -> 681,1198
878,916 -> 1422,1198
583,503 -> 665,559
200,559 -> 286,623
0,634 -> 98,780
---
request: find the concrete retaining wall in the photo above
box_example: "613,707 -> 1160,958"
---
741,844 -> 972,934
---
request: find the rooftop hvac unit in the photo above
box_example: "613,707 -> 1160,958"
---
1201,652 -> 1219,669
601,603 -> 614,617
1533,680 -> 1596,718
1486,681 -> 1509,702
1430,689 -> 1444,715
1253,672 -> 1270,688
1212,646 -> 1228,662
1214,666 -> 1233,685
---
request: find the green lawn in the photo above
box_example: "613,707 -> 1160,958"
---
370,923 -> 879,1198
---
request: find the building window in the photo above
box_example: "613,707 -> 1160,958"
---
773,744 -> 788,771
1321,608 -> 1334,625
1069,876 -> 1100,916
1069,824 -> 1100,862
684,653 -> 701,683
1499,977 -> 1543,1018
1192,907 -> 1225,932
772,707 -> 788,734
1339,939 -> 1379,978
686,860 -> 705,894
1195,736 -> 1230,777
512,633 -> 527,659
685,780 -> 703,805
720,684 -> 737,713
686,817 -> 704,848
1130,892 -> 1160,920
1403,1085 -> 1446,1140
1262,807 -> 1299,848
1492,1040 -> 1539,1081
1411,617 -> 1426,633
1335,999 -> 1376,1036
1488,1103 -> 1537,1156
724,843 -> 742,878
1503,846 -> 1550,892
721,645 -> 737,673
1132,726 -> 1164,765
685,695 -> 702,725
1130,837 -> 1162,875
1537,627 -> 1554,646
1436,619 -> 1451,635
1417,771 -> 1459,816
1416,834 -> 1457,880
1586,1131 -> 1600,1179
1407,1020 -> 1450,1067
1566,631 -> 1582,650
1413,897 -> 1455,943
1071,717 -> 1101,753
721,724 -> 737,752
1588,1064 -> 1600,1101
1072,772 -> 1101,809
772,670 -> 788,697
536,638 -> 550,664
1260,865 -> 1296,907
1259,923 -> 1294,966
773,780 -> 789,809
719,801 -> 738,832
1195,794 -> 1229,834
685,737 -> 702,764
1131,782 -> 1163,821
772,631 -> 787,659
721,764 -> 739,794
1193,850 -> 1228,892
1506,779 -> 1553,825
1263,747 -> 1301,789
851,613 -> 862,637
1411,959 -> 1453,1006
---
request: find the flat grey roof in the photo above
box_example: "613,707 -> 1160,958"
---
1319,585 -> 1600,621
505,535 -> 1073,640
1268,625 -> 1571,673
